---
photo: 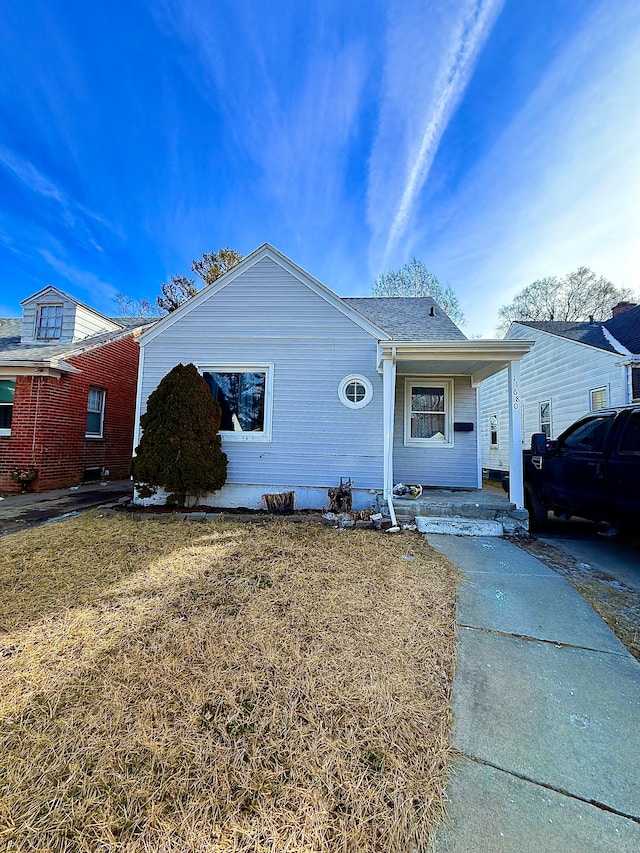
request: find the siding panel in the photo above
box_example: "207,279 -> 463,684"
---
479,324 -> 628,471
140,258 -> 384,491
393,375 -> 478,487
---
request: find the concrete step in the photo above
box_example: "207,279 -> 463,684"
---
415,516 -> 504,537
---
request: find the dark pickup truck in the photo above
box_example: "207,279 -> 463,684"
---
521,405 -> 640,531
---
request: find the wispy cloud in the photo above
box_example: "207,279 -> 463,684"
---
0,144 -> 115,251
152,1 -> 369,235
367,0 -> 504,272
419,0 -> 640,335
38,249 -> 119,309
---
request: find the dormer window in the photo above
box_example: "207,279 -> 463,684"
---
36,304 -> 64,340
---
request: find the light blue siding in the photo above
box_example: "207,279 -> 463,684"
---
140,257 -> 384,492
393,375 -> 478,487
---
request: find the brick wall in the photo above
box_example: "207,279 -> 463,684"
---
0,334 -> 140,492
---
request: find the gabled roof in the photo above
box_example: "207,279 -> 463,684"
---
139,244 -> 469,347
514,309 -> 640,356
605,305 -> 640,353
0,316 -> 150,374
20,285 -> 121,328
139,244 -> 392,345
343,297 -> 466,341
514,320 -> 618,353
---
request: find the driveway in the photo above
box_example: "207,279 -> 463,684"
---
0,480 -> 133,535
538,516 -> 640,592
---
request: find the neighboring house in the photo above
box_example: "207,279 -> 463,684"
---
479,302 -> 640,475
135,244 -> 532,510
0,285 -> 150,493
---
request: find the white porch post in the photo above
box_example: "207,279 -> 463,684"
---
382,354 -> 396,500
508,360 -> 524,508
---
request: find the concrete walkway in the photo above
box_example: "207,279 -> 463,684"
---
429,535 -> 640,853
0,480 -> 133,534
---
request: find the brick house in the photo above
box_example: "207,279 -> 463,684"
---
0,286 -> 152,493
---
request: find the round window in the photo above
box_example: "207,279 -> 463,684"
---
338,374 -> 373,409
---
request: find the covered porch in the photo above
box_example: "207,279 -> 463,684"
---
378,339 -> 534,526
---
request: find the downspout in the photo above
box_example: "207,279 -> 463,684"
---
382,347 -> 399,530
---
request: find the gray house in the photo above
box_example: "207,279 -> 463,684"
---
134,244 -> 532,511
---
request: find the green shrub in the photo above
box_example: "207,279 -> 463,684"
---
132,363 -> 228,506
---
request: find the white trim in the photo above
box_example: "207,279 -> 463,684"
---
134,482 -> 378,512
139,244 -> 391,346
403,377 -> 454,448
35,303 -> 64,341
133,344 -> 145,453
539,399 -> 552,438
198,363 -> 274,442
0,376 -> 15,436
382,356 -> 396,499
508,360 -> 524,508
489,411 -> 499,447
589,385 -> 608,411
85,387 -> 106,438
338,374 -> 373,409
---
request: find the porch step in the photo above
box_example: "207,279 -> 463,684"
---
415,516 -> 504,537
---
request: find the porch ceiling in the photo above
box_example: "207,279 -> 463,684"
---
379,339 -> 535,385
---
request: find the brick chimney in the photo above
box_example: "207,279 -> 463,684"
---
611,301 -> 637,318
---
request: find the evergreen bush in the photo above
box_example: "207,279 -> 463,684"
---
132,363 -> 228,506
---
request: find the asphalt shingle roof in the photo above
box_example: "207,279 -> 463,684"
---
516,308 -> 640,355
0,317 -> 152,364
343,297 -> 466,340
605,305 -> 640,354
515,320 -> 618,352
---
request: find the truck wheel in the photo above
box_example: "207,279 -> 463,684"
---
525,484 -> 548,531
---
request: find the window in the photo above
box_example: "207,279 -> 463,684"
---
86,387 -> 105,437
490,413 -> 498,446
619,411 -> 640,453
338,374 -> 373,409
36,304 -> 64,340
0,379 -> 15,435
404,378 -> 453,446
203,366 -> 273,441
589,387 -> 607,411
632,367 -> 640,402
539,401 -> 552,439
562,415 -> 613,452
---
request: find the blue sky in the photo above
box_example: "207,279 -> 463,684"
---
1,0 -> 639,336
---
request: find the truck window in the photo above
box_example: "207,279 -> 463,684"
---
561,415 -> 613,452
619,412 -> 640,453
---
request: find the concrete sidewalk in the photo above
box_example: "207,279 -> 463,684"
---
0,480 -> 133,534
429,535 -> 640,853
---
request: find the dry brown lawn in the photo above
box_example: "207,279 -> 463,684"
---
0,513 -> 459,852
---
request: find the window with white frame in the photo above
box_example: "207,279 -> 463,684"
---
589,386 -> 607,411
203,366 -> 273,440
338,374 -> 373,409
36,304 -> 64,340
404,378 -> 453,446
0,379 -> 15,435
539,400 -> 552,439
86,387 -> 106,437
490,413 -> 498,446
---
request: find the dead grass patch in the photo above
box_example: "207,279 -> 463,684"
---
0,513 -> 459,851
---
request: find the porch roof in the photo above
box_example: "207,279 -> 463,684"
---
377,339 -> 535,384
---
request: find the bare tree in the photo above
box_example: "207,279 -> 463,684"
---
373,258 -> 465,326
113,292 -> 160,318
497,267 -> 634,335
